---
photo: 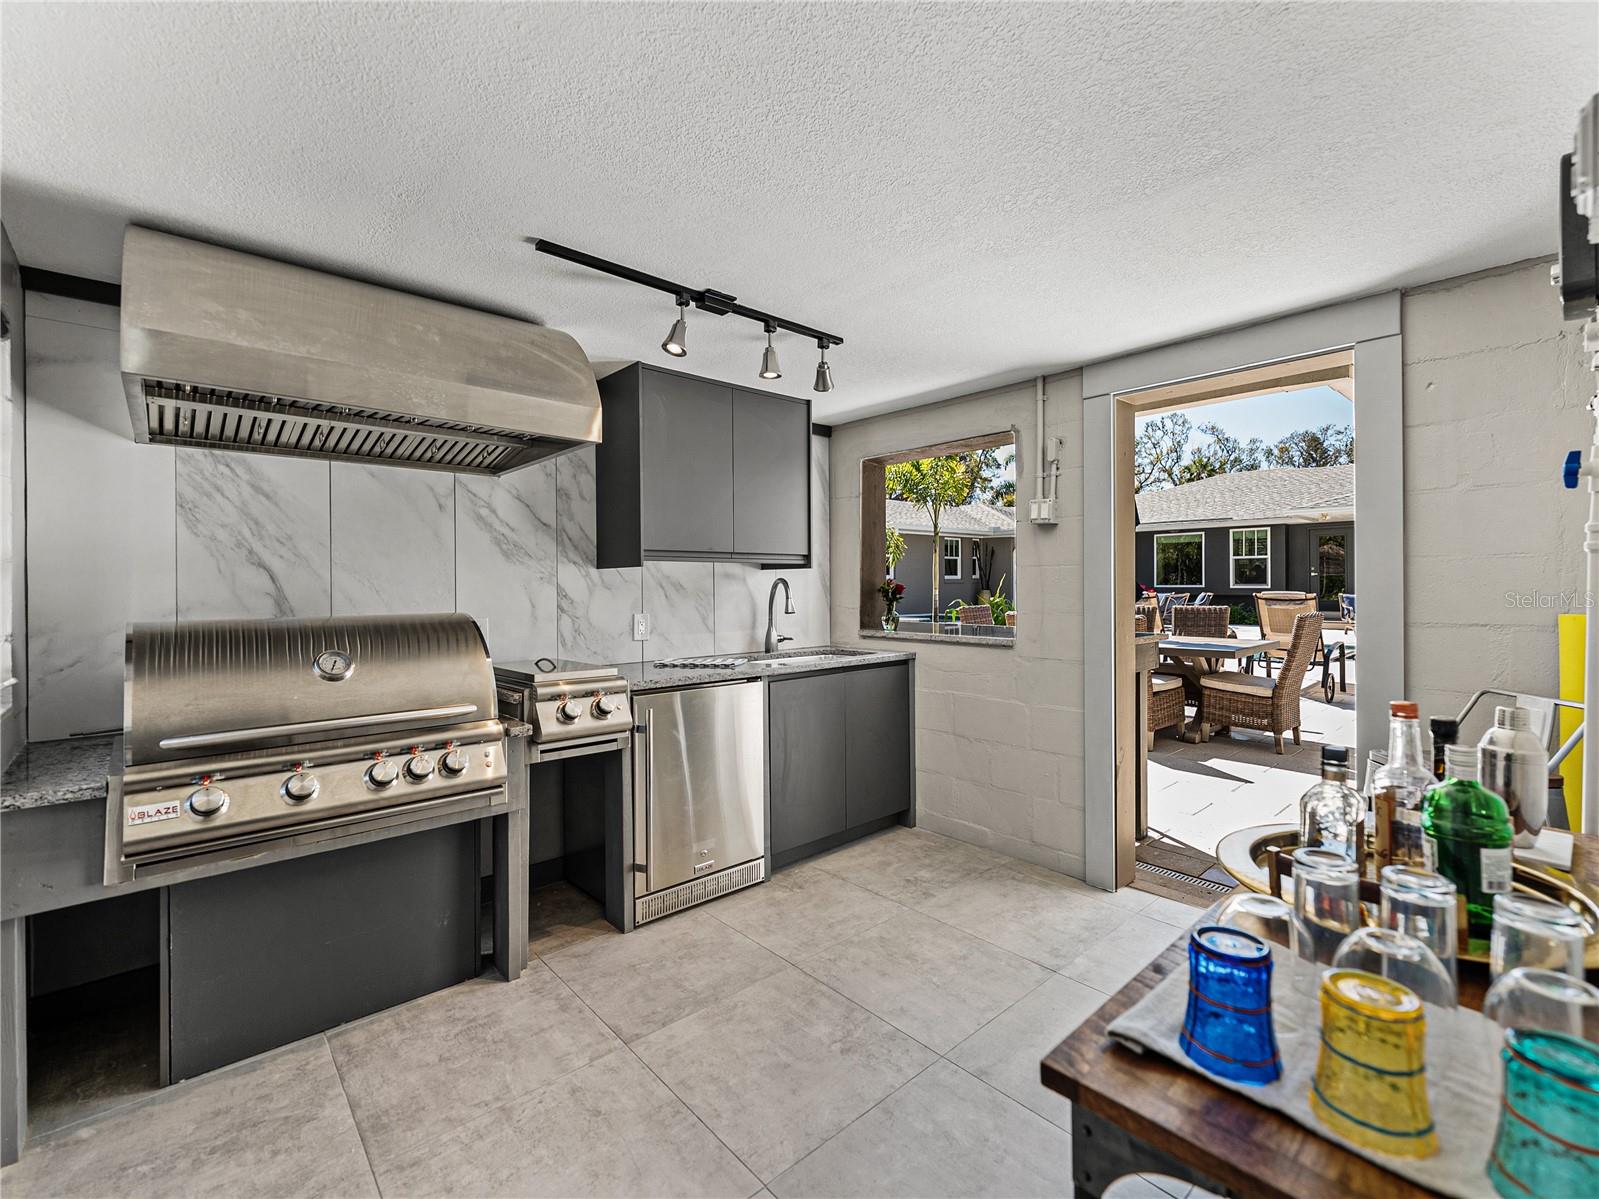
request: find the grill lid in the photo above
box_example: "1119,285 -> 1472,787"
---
119,227 -> 602,475
124,614 -> 496,766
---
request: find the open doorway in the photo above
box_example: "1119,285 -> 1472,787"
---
1131,371 -> 1357,901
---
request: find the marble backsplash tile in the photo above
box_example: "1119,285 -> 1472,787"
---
456,463 -> 559,662
331,463 -> 456,617
25,313 -> 176,740
556,448 -> 644,665
177,450 -> 332,621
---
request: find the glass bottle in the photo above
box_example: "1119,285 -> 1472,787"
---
1429,716 -> 1458,782
1421,743 -> 1514,953
1298,744 -> 1364,865
1368,700 -> 1432,868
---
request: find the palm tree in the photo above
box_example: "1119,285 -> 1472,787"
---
885,456 -> 976,617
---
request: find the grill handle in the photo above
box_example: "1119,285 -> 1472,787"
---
156,704 -> 479,751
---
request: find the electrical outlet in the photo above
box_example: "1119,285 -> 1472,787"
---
632,612 -> 650,641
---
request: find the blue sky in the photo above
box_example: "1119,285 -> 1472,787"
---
1135,385 -> 1352,451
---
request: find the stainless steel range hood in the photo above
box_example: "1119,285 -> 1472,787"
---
119,227 -> 601,475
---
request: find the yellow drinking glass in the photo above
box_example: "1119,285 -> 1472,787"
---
1309,969 -> 1439,1158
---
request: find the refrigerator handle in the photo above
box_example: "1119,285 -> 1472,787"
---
632,711 -> 650,881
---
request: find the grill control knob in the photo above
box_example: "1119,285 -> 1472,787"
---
187,785 -> 228,818
439,748 -> 469,777
405,754 -> 435,781
592,694 -> 620,718
366,759 -> 400,789
283,772 -> 320,803
556,698 -> 583,723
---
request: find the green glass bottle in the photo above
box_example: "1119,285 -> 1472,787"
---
1422,743 -> 1514,953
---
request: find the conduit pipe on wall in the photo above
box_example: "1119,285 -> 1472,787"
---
1030,375 -> 1061,525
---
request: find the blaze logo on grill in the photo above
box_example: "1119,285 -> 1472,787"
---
127,800 -> 181,826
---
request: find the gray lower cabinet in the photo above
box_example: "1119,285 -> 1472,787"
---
845,662 -> 913,826
769,664 -> 913,864
768,672 -> 848,857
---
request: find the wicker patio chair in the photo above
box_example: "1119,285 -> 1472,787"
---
1158,592 -> 1190,622
1171,603 -> 1233,674
1147,672 -> 1186,747
1198,611 -> 1323,754
1134,599 -> 1162,635
955,603 -> 994,625
1004,612 -> 1017,627
1254,591 -> 1316,677
1134,613 -> 1149,633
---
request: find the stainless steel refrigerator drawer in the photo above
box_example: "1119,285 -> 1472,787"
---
632,680 -> 766,916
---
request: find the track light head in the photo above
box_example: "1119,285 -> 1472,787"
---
813,342 -> 833,393
661,300 -> 688,358
758,326 -> 782,380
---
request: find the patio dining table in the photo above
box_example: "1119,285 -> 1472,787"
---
1155,635 -> 1277,742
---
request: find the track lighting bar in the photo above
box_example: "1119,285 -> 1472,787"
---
528,238 -> 844,348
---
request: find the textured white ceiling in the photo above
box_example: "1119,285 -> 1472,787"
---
2,2 -> 1593,420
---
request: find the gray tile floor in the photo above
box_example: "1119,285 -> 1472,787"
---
2,827 -> 1206,1199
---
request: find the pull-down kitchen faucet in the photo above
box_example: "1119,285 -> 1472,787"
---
764,577 -> 795,653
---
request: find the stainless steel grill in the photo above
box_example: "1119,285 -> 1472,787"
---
106,613 -> 509,882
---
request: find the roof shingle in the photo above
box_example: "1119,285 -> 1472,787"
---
1135,464 -> 1353,530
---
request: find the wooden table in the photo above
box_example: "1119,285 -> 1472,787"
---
1156,637 -> 1277,742
1041,936 -> 1461,1199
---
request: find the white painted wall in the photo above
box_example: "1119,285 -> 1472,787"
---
1402,259 -> 1592,721
22,297 -> 830,741
830,376 -> 1088,879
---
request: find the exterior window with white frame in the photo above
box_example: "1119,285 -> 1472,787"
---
1230,526 -> 1269,587
1153,532 -> 1203,588
942,537 -> 962,580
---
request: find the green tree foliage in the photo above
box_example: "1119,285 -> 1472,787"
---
885,455 -> 977,616
1135,417 -> 1354,491
885,525 -> 907,575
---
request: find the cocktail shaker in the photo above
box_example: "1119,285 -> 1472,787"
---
1477,706 -> 1547,836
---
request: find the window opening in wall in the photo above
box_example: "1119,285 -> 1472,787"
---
859,432 -> 1017,642
1230,527 -> 1269,587
1128,364 -> 1355,898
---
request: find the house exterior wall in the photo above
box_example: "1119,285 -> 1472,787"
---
1133,520 -> 1354,614
892,532 -> 1016,616
831,376 -> 1086,879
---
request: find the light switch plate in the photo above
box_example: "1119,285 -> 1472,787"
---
632,612 -> 650,641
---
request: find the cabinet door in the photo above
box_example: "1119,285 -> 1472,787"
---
768,672 -> 848,855
640,370 -> 733,555
845,664 -> 913,827
732,389 -> 809,558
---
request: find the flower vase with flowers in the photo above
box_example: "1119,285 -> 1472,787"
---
877,579 -> 906,631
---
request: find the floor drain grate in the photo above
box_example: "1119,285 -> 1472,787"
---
1135,861 -> 1232,892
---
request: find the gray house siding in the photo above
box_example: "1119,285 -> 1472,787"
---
1134,521 -> 1353,613
892,533 -> 1015,616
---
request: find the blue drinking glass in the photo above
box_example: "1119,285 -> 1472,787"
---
1487,1029 -> 1599,1198
1179,925 -> 1282,1085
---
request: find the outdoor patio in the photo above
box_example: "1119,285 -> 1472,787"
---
1144,626 -> 1357,866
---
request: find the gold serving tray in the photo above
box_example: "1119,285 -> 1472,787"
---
1215,822 -> 1599,970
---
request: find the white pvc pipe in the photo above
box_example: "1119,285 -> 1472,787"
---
1036,375 -> 1047,500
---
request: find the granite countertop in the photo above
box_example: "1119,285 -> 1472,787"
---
616,645 -> 916,692
500,718 -> 535,739
2,735 -> 116,812
857,628 -> 1014,649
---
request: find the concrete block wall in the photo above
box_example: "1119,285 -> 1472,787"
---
1402,258 -> 1593,724
830,374 -> 1088,879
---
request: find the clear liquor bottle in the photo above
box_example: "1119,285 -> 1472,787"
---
1298,745 -> 1364,865
1368,700 -> 1432,868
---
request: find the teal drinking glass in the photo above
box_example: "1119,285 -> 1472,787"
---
1487,1029 -> 1599,1198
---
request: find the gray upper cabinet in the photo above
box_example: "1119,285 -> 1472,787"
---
733,388 -> 810,558
596,364 -> 810,568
